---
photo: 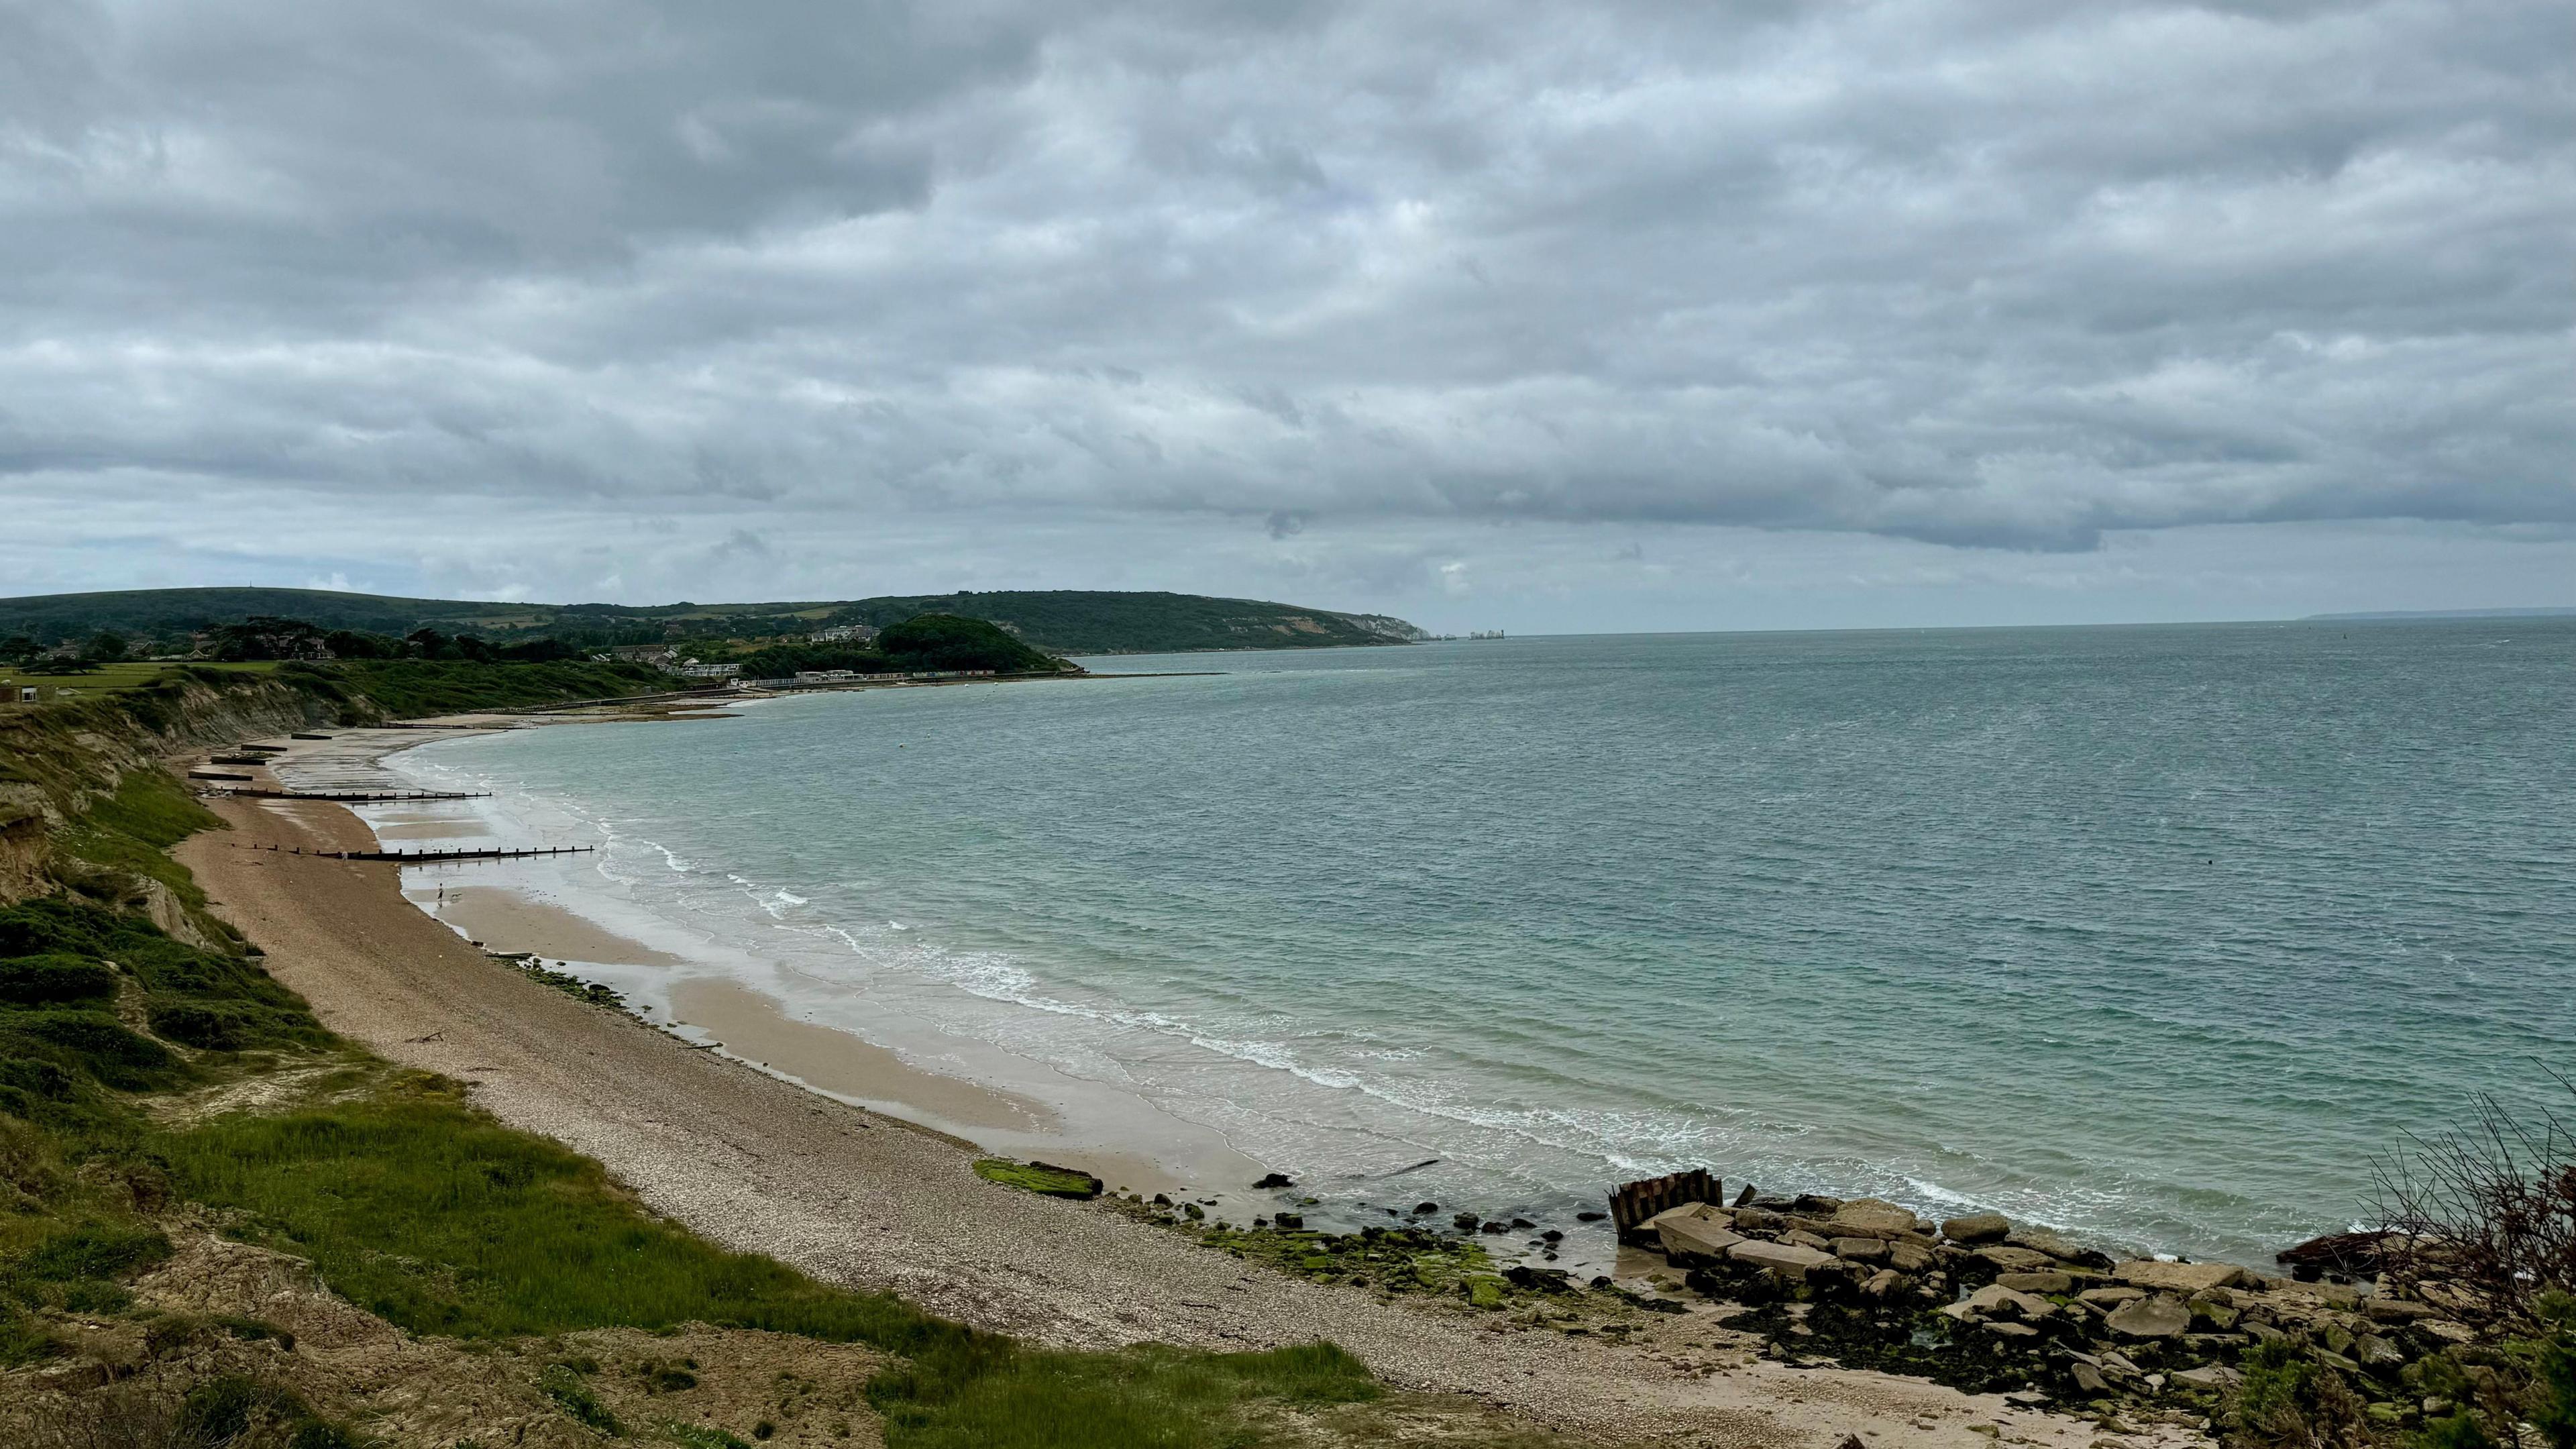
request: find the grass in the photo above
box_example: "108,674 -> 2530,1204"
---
156,1082 -> 965,1352
0,660 -> 281,696
152,1081 -> 1415,1446
873,1342 -> 1379,1449
52,768 -> 231,918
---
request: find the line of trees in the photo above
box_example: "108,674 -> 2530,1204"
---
731,613 -> 1073,678
206,616 -> 589,664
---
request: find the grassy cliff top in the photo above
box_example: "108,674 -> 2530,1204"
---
0,587 -> 1426,656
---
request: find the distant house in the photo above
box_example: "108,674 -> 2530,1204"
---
809,624 -> 879,645
676,661 -> 739,680
600,643 -> 679,666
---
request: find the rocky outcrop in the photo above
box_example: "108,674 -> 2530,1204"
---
1605,1172 -> 2477,1428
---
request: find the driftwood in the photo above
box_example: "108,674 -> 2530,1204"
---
1608,1169 -> 1720,1245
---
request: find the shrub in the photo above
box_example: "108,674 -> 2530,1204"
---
2373,1073 -> 2576,1333
16,1221 -> 172,1281
0,955 -> 118,1006
146,1003 -> 245,1051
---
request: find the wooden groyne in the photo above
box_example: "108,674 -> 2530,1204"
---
237,843 -> 592,864
208,788 -> 491,803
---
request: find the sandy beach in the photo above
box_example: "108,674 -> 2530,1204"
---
176,725 -> 2208,1448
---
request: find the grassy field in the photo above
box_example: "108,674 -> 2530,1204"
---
0,659 -> 279,698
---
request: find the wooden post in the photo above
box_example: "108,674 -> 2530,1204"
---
1607,1169 -> 1721,1245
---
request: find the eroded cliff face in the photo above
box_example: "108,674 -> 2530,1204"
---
0,674 -> 356,908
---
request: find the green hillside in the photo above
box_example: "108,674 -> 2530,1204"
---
0,587 -> 1425,657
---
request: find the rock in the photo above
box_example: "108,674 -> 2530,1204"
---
2114,1260 -> 2247,1294
2070,1362 -> 2110,1395
2312,1348 -> 2362,1373
1862,1268 -> 1904,1299
2276,1230 -> 2393,1279
2081,1285 -> 2146,1307
1987,1322 -> 2041,1338
1253,1172 -> 1296,1189
1644,1200 -> 1726,1232
1452,1212 -> 1480,1231
1833,1236 -> 1890,1263
1792,1193 -> 1845,1214
1888,1240 -> 1936,1272
1731,1207 -> 1785,1232
1273,1212 -> 1304,1228
1411,1201 -> 1439,1214
1463,1276 -> 1506,1309
1943,1212 -> 2011,1244
1540,1229 -> 1563,1243
1657,1216 -> 1746,1265
1998,1271 -> 2074,1295
1504,1265 -> 1574,1293
1829,1199 -> 1922,1236
1728,1239 -> 1836,1281
2171,1364 -> 2243,1393
2191,1300 -> 2241,1330
1480,1221 -> 1509,1234
1783,1228 -> 1833,1252
1732,1183 -> 1758,1207
2358,1334 -> 2405,1367
2365,1297 -> 2439,1322
2105,1294 -> 2192,1339
1976,1246 -> 2057,1273
1942,1284 -> 2058,1322
2008,1226 -> 2112,1269
1575,1210 -> 1607,1222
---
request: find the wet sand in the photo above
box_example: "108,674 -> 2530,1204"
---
669,977 -> 1056,1136
417,885 -> 690,967
370,820 -> 483,841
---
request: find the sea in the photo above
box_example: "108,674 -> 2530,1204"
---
368,621 -> 2576,1269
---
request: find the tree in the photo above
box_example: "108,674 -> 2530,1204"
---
83,631 -> 127,663
876,614 -> 1069,673
211,616 -> 326,661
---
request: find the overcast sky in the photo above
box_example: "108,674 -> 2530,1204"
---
3,0 -> 2567,633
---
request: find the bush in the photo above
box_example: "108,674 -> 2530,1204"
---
0,955 -> 117,1006
146,1003 -> 246,1051
15,1221 -> 173,1281
2373,1073 -> 2576,1333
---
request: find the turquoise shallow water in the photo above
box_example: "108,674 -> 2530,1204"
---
400,621 -> 2576,1264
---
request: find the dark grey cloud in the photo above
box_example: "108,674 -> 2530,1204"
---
0,0 -> 2567,602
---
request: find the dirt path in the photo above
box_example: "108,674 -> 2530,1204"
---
180,780 -> 2198,1448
